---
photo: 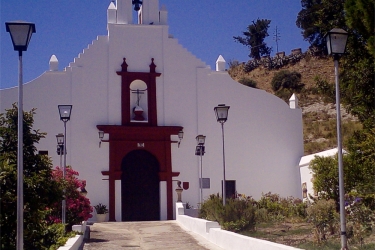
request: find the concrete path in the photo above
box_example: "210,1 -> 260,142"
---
82,221 -> 224,250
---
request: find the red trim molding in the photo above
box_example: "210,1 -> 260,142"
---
97,125 -> 182,221
116,58 -> 161,126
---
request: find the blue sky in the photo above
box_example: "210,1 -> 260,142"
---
1,0 -> 309,90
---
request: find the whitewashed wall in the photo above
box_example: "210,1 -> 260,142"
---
0,0 -> 304,218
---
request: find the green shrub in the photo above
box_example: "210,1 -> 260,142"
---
256,192 -> 307,222
199,194 -> 224,223
306,199 -> 338,243
199,194 -> 256,232
43,223 -> 76,250
271,70 -> 304,92
314,76 -> 335,103
238,77 -> 257,88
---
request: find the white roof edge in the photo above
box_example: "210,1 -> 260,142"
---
299,148 -> 347,167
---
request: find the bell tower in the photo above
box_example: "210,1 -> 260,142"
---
109,0 -> 166,25
116,58 -> 160,126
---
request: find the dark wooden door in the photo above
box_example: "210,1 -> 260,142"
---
121,150 -> 160,221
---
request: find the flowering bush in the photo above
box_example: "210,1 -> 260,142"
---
48,166 -> 93,228
345,196 -> 375,243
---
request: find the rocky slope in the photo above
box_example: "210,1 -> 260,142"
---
228,54 -> 361,155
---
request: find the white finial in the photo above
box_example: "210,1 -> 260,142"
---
216,55 -> 226,71
159,4 -> 168,25
289,93 -> 299,109
49,55 -> 58,71
107,2 -> 117,24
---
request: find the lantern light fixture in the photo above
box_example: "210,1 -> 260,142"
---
5,21 -> 36,55
56,133 -> 64,146
178,130 -> 184,148
196,134 -> 206,145
98,131 -> 104,147
214,104 -> 230,124
58,105 -> 72,122
324,28 -> 348,58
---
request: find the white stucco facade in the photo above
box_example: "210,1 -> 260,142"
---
0,0 -> 304,221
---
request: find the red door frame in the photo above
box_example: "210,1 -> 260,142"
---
97,125 -> 182,221
97,58 -> 182,221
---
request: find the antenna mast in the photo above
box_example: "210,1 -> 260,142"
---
273,26 -> 281,53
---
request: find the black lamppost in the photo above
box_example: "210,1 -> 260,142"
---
58,105 -> 72,225
98,130 -> 104,147
324,28 -> 348,250
56,133 -> 64,170
178,130 -> 184,147
5,20 -> 36,250
195,135 -> 206,206
214,104 -> 230,206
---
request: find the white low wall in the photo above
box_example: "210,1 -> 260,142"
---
175,203 -> 302,250
58,222 -> 87,250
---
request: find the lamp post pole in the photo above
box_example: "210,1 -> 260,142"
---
58,105 -> 72,226
324,28 -> 348,250
196,135 -> 206,206
220,122 -> 226,206
60,145 -> 63,170
62,121 -> 67,224
17,46 -> 24,250
6,21 -> 36,250
17,47 -> 23,249
56,132 -> 66,223
214,104 -> 230,206
200,147 -> 203,205
334,56 -> 347,250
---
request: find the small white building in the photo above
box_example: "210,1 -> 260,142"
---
299,148 -> 346,201
0,0 -> 304,221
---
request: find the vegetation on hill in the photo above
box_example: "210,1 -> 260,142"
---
228,53 -> 361,155
229,0 -> 374,156
224,1 -> 375,246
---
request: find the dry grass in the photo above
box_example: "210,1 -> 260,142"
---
228,56 -> 362,155
241,221 -> 375,249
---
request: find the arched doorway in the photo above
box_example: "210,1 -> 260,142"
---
121,150 -> 160,221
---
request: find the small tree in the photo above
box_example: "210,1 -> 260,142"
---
234,18 -> 272,60
310,154 -> 366,208
0,104 -> 63,249
271,70 -> 304,101
271,70 -> 304,92
296,0 -> 346,50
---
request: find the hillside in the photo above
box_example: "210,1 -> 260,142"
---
228,53 -> 361,155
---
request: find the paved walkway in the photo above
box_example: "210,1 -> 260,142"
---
82,221 -> 224,250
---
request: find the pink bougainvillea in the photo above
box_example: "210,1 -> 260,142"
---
48,166 -> 93,228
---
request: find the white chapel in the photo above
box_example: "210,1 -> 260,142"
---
0,0 -> 304,221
